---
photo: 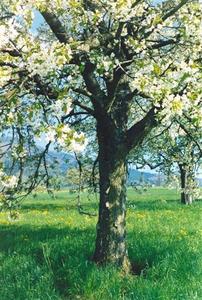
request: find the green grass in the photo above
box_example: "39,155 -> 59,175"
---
0,188 -> 201,300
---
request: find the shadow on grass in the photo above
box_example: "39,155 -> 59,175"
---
22,198 -> 199,214
0,224 -> 96,297
0,222 -> 195,271
21,201 -> 99,213
21,199 -> 180,213
21,194 -> 201,214
128,198 -> 202,212
1,219 -> 200,299
0,224 -> 96,254
127,199 -> 183,212
21,202 -> 69,211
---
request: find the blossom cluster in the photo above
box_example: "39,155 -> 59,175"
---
0,171 -> 18,190
26,41 -> 72,77
45,124 -> 87,153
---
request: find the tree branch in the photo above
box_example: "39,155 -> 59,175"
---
0,48 -> 21,57
175,119 -> 202,156
82,61 -> 108,114
126,107 -> 157,152
72,99 -> 95,116
41,11 -> 69,43
148,35 -> 181,50
162,0 -> 189,22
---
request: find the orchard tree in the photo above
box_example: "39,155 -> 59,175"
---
131,119 -> 202,204
175,117 -> 202,204
0,0 -> 202,271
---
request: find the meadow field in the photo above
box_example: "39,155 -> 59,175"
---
0,188 -> 201,300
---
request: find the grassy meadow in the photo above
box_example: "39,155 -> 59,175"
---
0,188 -> 201,300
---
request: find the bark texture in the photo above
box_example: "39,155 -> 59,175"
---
93,120 -> 130,271
92,105 -> 157,271
179,164 -> 194,205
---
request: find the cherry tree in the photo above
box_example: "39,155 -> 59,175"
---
0,0 -> 202,271
130,118 -> 202,204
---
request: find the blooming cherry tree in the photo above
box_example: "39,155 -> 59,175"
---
130,118 -> 202,204
0,0 -> 202,271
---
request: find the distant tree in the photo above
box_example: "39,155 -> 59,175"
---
131,119 -> 202,204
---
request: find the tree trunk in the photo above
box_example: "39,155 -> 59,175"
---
179,164 -> 193,205
93,123 -> 130,272
91,103 -> 157,271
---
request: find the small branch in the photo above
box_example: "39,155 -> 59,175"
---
148,36 -> 180,50
175,120 -> 202,156
72,99 -> 95,116
162,0 -> 189,22
41,11 -> 69,43
82,61 -> 105,99
72,88 -> 92,98
77,206 -> 97,217
0,48 -> 21,57
126,107 -> 157,152
90,155 -> 99,193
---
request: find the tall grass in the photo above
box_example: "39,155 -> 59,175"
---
0,188 -> 201,299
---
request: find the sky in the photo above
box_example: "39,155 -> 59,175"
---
31,10 -> 45,32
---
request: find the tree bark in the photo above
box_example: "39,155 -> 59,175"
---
179,164 -> 193,205
91,101 -> 157,271
92,120 -> 131,272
